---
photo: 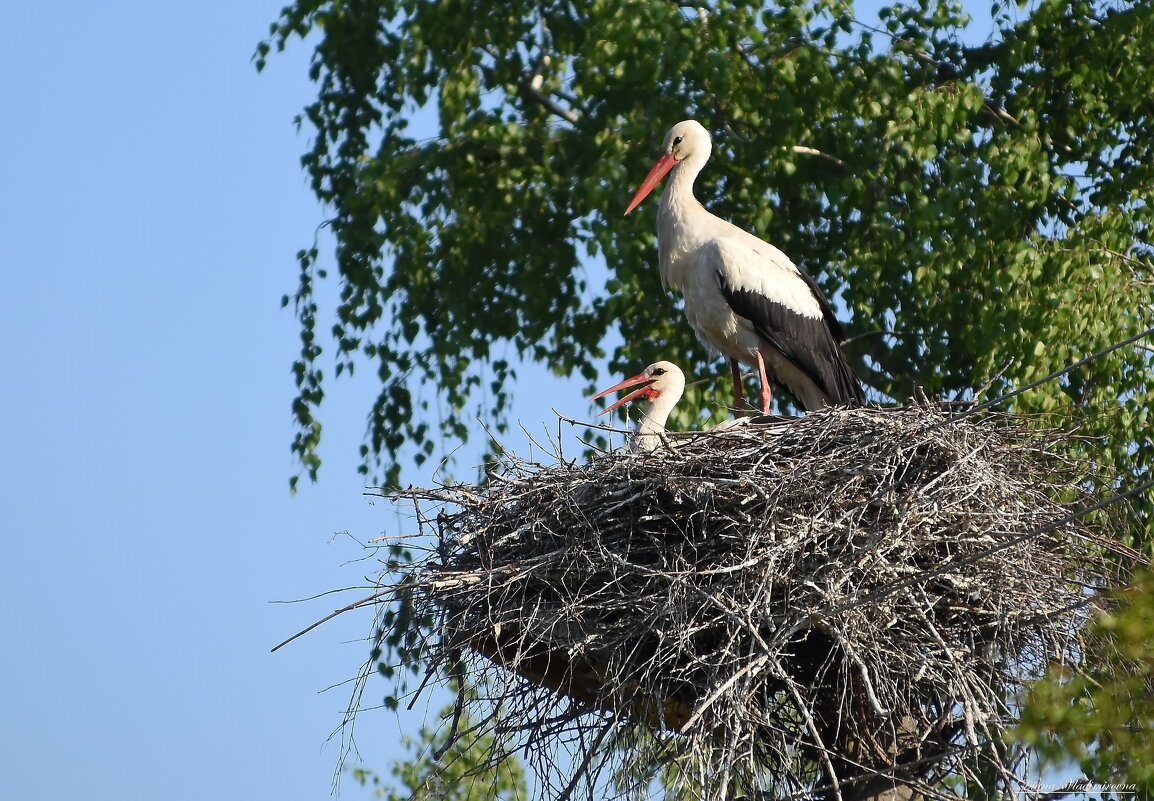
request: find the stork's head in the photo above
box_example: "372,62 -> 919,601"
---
590,360 -> 686,415
624,120 -> 712,215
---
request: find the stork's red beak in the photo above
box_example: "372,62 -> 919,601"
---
590,372 -> 657,414
624,152 -> 676,215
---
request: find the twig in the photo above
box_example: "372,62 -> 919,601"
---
270,584 -> 397,652
935,325 -> 1154,424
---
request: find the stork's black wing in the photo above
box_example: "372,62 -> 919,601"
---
718,270 -> 865,407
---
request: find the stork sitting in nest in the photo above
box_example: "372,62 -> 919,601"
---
592,361 -> 788,451
591,361 -> 685,452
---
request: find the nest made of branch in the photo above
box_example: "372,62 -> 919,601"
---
396,405 -> 1129,801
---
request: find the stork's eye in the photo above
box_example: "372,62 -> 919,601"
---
652,367 -> 667,376
672,136 -> 683,147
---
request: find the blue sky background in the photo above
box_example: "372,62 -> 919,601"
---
3,3 -> 1040,800
0,3 -> 511,798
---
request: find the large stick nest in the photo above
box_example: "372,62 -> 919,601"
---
387,405 -> 1130,801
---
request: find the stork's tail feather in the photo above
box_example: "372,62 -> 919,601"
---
829,350 -> 866,407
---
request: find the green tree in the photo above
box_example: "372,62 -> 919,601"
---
351,702 -> 528,800
259,0 -> 1154,795
1018,568 -> 1154,796
258,0 -> 1153,500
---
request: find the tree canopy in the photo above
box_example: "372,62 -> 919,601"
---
259,0 -> 1152,509
1018,567 -> 1154,796
260,0 -> 1154,794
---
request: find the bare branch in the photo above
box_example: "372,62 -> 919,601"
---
791,145 -> 848,169
519,80 -> 579,124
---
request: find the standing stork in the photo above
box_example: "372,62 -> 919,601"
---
590,361 -> 685,451
624,119 -> 864,414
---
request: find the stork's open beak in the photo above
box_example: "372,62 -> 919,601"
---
590,372 -> 657,414
624,152 -> 676,215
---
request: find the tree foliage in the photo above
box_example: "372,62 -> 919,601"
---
257,0 -> 1153,504
259,0 -> 1154,794
1017,568 -> 1154,797
351,701 -> 527,800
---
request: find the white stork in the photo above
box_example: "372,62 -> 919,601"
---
592,360 -> 792,451
624,119 -> 864,414
590,361 -> 685,451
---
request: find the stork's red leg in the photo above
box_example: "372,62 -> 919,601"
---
730,358 -> 746,418
755,351 -> 773,414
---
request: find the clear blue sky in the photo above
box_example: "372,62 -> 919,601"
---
0,3 -> 529,798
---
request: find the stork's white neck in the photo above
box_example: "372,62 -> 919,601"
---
656,153 -> 713,291
633,386 -> 682,452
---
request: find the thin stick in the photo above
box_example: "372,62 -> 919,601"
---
270,585 -> 396,652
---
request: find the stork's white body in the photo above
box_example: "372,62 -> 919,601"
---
626,120 -> 864,413
657,178 -> 830,410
